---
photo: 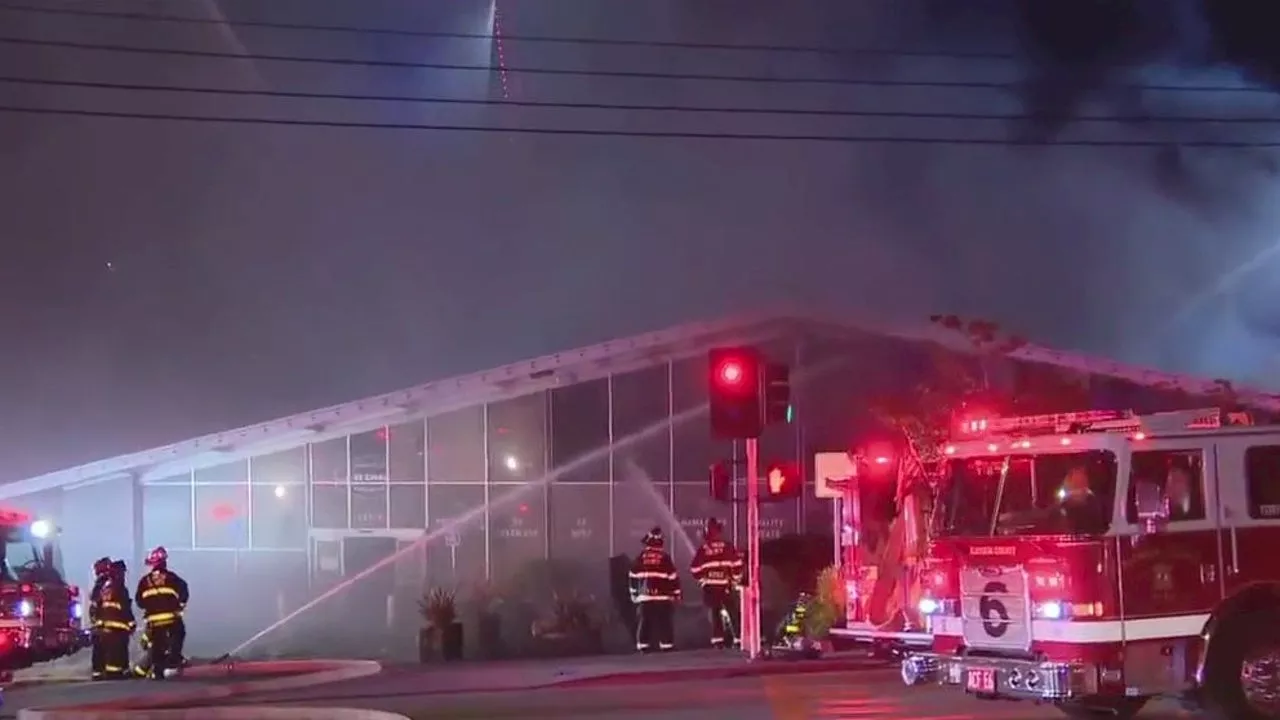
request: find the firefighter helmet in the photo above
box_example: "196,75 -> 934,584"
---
145,546 -> 168,567
110,559 -> 127,576
93,557 -> 112,577
643,526 -> 664,548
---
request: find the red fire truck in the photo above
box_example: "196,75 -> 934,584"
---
0,508 -> 86,677
867,407 -> 1280,719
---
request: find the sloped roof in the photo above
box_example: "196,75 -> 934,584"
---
11,308 -> 1272,502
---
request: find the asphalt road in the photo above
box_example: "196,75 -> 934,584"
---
0,678 -> 219,719
0,667 -> 299,719
214,669 -> 1202,719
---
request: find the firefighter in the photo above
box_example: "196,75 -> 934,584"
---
95,560 -> 136,679
628,527 -> 679,653
88,557 -> 113,680
690,517 -> 743,648
135,546 -> 189,680
774,592 -> 815,653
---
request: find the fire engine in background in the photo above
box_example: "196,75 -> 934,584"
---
0,508 -> 86,677
822,406 -> 1280,720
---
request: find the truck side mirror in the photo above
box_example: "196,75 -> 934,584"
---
1133,480 -> 1169,534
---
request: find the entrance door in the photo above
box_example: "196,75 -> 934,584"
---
342,535 -> 398,623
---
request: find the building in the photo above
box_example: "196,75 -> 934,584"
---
0,312 -> 1178,656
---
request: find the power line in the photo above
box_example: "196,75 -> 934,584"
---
2,104 -> 1277,148
0,36 -> 1268,95
0,2 -> 1018,61
4,75 -> 1279,126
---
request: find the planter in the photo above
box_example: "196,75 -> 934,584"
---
441,621 -> 464,662
476,612 -> 503,659
417,627 -> 438,664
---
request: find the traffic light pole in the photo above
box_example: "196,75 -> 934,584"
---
744,437 -> 762,659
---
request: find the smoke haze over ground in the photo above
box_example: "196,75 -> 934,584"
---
2,0 -> 1280,478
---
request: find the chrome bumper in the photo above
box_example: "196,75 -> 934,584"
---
901,653 -> 1099,702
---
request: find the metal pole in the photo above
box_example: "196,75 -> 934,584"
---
745,437 -> 762,660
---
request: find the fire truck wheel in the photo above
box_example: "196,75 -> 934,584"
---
1202,610 -> 1280,720
1056,697 -> 1147,719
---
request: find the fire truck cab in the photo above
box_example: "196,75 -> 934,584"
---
895,407 -> 1280,719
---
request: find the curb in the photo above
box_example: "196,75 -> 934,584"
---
548,657 -> 879,689
6,678 -> 87,689
18,659 -> 384,720
17,708 -> 409,720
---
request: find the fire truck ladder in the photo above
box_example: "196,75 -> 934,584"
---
970,407 -> 1247,437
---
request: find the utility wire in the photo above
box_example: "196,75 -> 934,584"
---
0,2 -> 1018,61
0,36 -> 1269,95
2,104 -> 1278,147
4,75 -> 1279,125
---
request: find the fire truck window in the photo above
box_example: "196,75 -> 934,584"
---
1126,450 -> 1206,523
1244,445 -> 1280,520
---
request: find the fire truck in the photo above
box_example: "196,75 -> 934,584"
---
0,508 -> 86,677
824,406 -> 1280,719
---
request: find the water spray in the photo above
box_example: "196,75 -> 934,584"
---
1152,240 -> 1280,348
620,458 -> 697,559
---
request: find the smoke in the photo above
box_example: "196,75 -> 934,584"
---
829,0 -> 1280,386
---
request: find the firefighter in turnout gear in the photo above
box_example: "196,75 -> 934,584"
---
88,557 -> 113,679
690,517 -> 743,648
628,527 -> 680,652
94,560 -> 136,679
135,546 -> 189,680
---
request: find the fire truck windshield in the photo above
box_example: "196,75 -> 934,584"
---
0,527 -> 55,583
937,450 -> 1118,537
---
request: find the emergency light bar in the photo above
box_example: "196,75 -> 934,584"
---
0,508 -> 31,526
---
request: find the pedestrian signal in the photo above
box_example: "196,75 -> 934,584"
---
764,462 -> 801,501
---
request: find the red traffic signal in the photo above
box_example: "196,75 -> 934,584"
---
717,359 -> 745,386
764,461 -> 801,501
709,461 -> 732,502
708,347 -> 763,439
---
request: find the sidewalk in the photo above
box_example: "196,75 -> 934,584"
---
9,657 -> 91,686
227,649 -> 882,704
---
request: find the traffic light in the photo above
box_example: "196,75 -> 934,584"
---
708,347 -> 763,439
763,461 -> 801,501
709,461 -> 732,502
763,363 -> 792,424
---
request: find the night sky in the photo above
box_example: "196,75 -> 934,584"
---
2,0 -> 1279,481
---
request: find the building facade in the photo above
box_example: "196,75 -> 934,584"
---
0,314 -> 1174,656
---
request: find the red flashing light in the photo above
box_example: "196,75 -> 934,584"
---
873,456 -> 891,465
0,508 -> 30,526
19,585 -> 31,594
518,503 -> 529,514
717,360 -> 744,386
375,427 -> 390,442
211,503 -> 239,522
